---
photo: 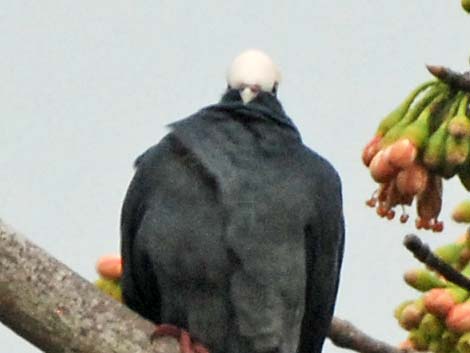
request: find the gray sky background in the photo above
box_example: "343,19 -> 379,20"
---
2,1 -> 470,352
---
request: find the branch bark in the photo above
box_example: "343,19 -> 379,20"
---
329,318 -> 419,353
0,218 -> 179,353
404,234 -> 470,291
0,217 -> 417,353
426,65 -> 470,92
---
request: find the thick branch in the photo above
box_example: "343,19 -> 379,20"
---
426,65 -> 470,92
0,218 -> 179,353
403,234 -> 470,291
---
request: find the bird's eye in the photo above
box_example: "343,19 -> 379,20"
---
272,82 -> 278,95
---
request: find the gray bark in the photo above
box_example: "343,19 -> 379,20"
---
0,218 -> 179,353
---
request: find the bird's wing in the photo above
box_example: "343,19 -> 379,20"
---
298,154 -> 345,353
120,136 -> 176,321
121,130 -> 228,327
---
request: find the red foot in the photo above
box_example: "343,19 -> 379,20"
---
152,324 -> 210,353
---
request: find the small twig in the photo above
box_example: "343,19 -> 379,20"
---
403,234 -> 470,291
426,65 -> 470,92
329,317 -> 419,353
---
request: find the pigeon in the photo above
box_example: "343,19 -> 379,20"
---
121,49 -> 345,353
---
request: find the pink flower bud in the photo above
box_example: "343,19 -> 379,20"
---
362,135 -> 382,167
396,163 -> 429,196
424,288 -> 455,318
398,339 -> 415,350
96,254 -> 122,280
369,150 -> 398,183
399,303 -> 425,330
384,139 -> 417,169
446,302 -> 470,333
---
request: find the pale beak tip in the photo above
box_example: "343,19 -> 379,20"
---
240,87 -> 257,104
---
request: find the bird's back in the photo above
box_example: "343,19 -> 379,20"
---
121,91 -> 343,353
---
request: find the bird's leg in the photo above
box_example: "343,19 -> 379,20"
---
152,324 -> 211,353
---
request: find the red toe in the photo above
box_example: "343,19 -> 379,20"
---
154,324 -> 182,338
193,341 -> 211,353
180,331 -> 193,353
152,324 -> 210,353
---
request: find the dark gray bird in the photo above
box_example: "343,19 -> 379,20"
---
121,49 -> 345,353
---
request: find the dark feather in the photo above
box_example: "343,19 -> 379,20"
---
121,90 -> 344,353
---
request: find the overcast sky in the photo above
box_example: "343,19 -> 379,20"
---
2,1 -> 470,352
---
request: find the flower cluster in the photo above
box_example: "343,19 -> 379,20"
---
363,80 -> 470,232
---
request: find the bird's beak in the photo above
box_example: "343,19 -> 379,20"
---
240,87 -> 258,104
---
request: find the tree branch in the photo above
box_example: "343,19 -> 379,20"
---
0,217 -> 417,353
403,234 -> 470,291
426,65 -> 470,92
0,218 -> 180,353
329,317 -> 416,353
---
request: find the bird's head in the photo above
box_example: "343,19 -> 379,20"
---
226,49 -> 281,104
